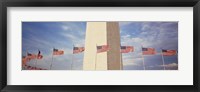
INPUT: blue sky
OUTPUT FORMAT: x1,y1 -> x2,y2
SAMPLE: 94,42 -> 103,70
119,22 -> 178,70
22,22 -> 178,70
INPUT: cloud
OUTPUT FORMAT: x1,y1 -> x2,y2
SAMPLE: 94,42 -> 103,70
145,63 -> 178,70
22,35 -> 56,57
123,58 -> 141,66
141,23 -> 151,31
144,62 -> 178,70
62,33 -> 77,40
23,22 -> 177,70
61,25 -> 70,31
59,22 -> 86,46
60,33 -> 85,46
159,63 -> 178,68
121,22 -> 178,48
22,22 -> 85,70
120,22 -> 178,70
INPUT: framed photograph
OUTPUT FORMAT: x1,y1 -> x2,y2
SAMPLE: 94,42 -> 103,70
0,0 -> 199,92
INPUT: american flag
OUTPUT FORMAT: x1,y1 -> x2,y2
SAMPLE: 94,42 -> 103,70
73,47 -> 85,54
120,46 -> 134,53
142,48 -> 156,55
27,53 -> 37,59
97,45 -> 109,53
162,49 -> 177,56
27,65 -> 31,69
24,65 -> 47,70
37,50 -> 43,59
53,48 -> 64,55
22,56 -> 27,66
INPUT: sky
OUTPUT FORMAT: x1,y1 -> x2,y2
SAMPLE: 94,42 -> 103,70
22,22 -> 178,70
119,22 -> 178,70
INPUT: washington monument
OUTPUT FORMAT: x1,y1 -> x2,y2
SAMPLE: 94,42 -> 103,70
83,22 -> 122,70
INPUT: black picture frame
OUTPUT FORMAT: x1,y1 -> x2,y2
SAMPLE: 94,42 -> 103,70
0,0 -> 200,92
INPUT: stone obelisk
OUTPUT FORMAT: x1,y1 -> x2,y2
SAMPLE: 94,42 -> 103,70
83,22 -> 122,70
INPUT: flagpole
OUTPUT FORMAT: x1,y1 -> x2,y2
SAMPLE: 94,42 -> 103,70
50,48 -> 54,70
142,54 -> 145,70
176,50 -> 178,60
120,52 -> 123,70
161,49 -> 166,70
119,45 -> 121,70
71,54 -> 74,70
95,44 -> 97,70
34,50 -> 39,70
71,45 -> 74,70
176,50 -> 178,69
141,46 -> 145,70
24,50 -> 28,70
26,48 -> 32,69
35,58 -> 38,70
119,44 -> 123,70
119,51 -> 122,70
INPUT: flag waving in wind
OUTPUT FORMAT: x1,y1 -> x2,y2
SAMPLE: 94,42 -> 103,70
162,49 -> 177,56
37,50 -> 43,59
73,47 -> 85,54
97,45 -> 109,53
22,56 -> 28,66
142,47 -> 156,55
120,46 -> 134,53
53,48 -> 64,55
27,53 -> 37,60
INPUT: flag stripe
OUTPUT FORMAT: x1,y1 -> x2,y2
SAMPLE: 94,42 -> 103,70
53,48 -> 64,55
142,47 -> 156,55
73,47 -> 85,54
97,45 -> 109,53
120,46 -> 134,53
162,49 -> 177,56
